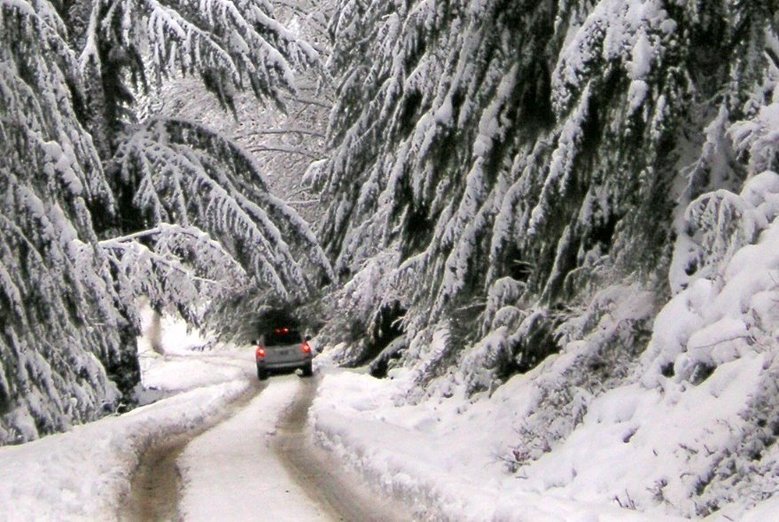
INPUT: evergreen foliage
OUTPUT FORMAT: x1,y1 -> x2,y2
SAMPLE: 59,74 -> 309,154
316,0 -> 779,385
0,0 -> 329,444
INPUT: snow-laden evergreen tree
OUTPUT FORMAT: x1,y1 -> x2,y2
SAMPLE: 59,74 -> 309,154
1,0 -> 127,444
310,1 -> 779,513
140,0 -> 336,233
315,0 -> 779,513
133,0 -> 336,341
1,0 -> 331,444
315,0 -> 778,380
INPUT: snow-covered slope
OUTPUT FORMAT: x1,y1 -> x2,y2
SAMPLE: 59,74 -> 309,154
306,2 -> 779,518
310,171 -> 779,519
311,367 -> 680,521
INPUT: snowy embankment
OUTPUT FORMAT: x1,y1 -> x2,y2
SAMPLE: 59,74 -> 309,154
310,367 -> 665,522
310,358 -> 775,522
0,379 -> 249,520
309,173 -> 779,521
0,318 -> 253,520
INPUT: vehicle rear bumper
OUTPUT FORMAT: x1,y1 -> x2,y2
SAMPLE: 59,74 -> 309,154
257,360 -> 311,370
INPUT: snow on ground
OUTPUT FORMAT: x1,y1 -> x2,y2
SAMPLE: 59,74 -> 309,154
136,310 -> 237,396
309,355 -> 778,521
310,364 -> 671,522
307,172 -> 779,522
0,314 -> 269,521
178,377 -> 328,521
6,247 -> 779,522
0,375 -> 249,520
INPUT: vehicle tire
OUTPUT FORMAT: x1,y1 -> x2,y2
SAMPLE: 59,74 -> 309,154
300,362 -> 313,377
257,365 -> 268,380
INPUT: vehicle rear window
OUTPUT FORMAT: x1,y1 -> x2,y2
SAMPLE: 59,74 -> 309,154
264,328 -> 302,346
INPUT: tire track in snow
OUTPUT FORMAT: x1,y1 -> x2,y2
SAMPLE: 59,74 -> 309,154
121,379 -> 264,521
274,377 -> 409,522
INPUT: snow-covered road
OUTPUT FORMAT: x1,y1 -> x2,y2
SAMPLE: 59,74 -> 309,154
0,340 -> 666,521
177,376 -> 330,521
8,319 -> 773,521
124,377 -> 266,520
0,342 -> 405,521
128,347 -> 407,521
273,379 -> 408,522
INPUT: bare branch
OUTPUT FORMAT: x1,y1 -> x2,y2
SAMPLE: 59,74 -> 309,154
247,145 -> 320,159
235,127 -> 326,139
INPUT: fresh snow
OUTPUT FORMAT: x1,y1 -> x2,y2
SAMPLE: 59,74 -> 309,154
310,357 -> 665,521
310,352 -> 777,521
4,300 -> 779,521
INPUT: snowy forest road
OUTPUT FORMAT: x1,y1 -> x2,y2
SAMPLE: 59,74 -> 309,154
122,377 -> 266,521
122,351 -> 408,521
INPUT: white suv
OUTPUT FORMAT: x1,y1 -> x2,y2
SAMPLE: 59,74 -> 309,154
254,327 -> 313,380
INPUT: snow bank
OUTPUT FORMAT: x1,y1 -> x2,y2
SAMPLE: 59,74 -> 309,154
0,380 -> 249,520
310,369 -> 666,521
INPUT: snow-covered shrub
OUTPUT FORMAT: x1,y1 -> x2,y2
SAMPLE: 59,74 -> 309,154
672,172 -> 779,293
481,277 -> 527,333
400,327 -> 460,403
731,103 -> 779,174
694,365 -> 779,515
643,171 -> 779,388
509,171 -> 779,517
500,285 -> 656,469
457,327 -> 513,397
384,284 -> 657,470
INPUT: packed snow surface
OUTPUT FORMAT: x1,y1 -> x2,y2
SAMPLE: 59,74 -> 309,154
179,378 -> 328,521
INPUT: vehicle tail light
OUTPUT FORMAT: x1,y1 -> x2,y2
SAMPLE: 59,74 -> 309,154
301,342 -> 312,354
255,347 -> 266,359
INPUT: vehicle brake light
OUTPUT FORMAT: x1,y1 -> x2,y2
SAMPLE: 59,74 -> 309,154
256,347 -> 266,359
301,342 -> 312,354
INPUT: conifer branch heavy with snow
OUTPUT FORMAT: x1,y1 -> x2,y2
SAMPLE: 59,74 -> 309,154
310,0 -> 779,515
1,0 -> 330,443
317,0 -> 779,381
